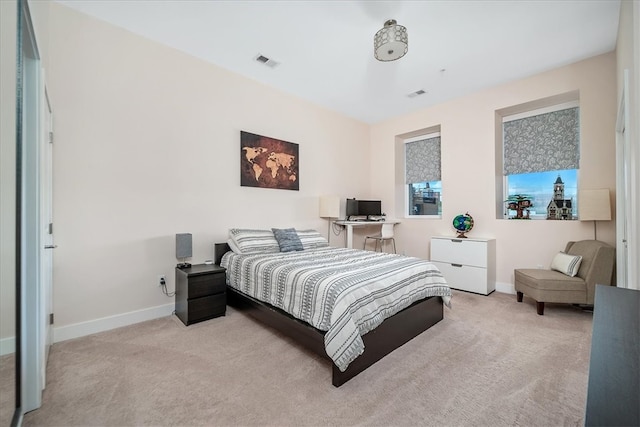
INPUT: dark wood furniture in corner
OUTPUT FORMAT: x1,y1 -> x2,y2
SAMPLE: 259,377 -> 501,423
214,243 -> 444,387
175,264 -> 226,326
585,285 -> 640,426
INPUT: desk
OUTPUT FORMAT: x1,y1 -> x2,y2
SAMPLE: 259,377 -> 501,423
334,220 -> 400,249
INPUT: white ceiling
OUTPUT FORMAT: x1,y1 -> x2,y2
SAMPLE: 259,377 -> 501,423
56,0 -> 621,124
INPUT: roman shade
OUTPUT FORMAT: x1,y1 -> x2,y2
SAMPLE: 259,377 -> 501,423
405,136 -> 441,184
503,107 -> 579,175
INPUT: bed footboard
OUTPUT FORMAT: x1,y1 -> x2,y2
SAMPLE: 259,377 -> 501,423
332,295 -> 442,386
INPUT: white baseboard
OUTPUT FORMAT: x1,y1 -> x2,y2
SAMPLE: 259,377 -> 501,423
496,281 -> 516,294
0,336 -> 15,356
8,283 -> 517,350
53,303 -> 174,343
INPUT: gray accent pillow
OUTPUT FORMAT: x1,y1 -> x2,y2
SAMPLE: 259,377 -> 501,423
272,228 -> 303,252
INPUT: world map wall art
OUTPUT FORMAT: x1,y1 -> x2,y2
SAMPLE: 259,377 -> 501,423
240,131 -> 299,191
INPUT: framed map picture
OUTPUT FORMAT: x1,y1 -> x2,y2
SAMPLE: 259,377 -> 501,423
240,131 -> 299,191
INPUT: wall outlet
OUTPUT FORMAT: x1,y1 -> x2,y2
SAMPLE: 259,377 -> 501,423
157,275 -> 166,286
537,264 -> 543,269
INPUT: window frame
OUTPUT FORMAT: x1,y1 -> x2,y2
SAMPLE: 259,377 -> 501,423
496,96 -> 582,221
404,131 -> 442,219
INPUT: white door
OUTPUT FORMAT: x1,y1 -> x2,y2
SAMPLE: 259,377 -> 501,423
20,5 -> 43,410
615,70 -> 630,288
40,82 -> 54,383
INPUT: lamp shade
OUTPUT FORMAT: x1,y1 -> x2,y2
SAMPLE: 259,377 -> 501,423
374,19 -> 408,62
319,196 -> 340,218
176,233 -> 192,259
579,189 -> 611,221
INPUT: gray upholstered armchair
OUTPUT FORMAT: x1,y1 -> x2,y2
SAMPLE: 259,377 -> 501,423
514,240 -> 615,315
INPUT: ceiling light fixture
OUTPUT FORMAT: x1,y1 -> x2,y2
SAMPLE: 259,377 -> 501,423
374,19 -> 408,62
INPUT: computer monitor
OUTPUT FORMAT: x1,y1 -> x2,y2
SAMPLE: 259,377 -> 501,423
346,198 -> 358,218
357,200 -> 382,217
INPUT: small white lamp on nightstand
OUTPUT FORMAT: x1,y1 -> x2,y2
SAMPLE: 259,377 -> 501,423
579,189 -> 611,241
319,195 -> 340,242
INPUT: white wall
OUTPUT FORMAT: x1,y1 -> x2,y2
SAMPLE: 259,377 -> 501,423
0,0 -> 17,354
370,53 -> 618,293
616,0 -> 640,290
45,3 -> 371,333
32,2 -> 632,340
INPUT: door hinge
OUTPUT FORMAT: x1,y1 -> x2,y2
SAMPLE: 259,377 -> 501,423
49,313 -> 54,325
48,222 -> 53,235
49,131 -> 54,144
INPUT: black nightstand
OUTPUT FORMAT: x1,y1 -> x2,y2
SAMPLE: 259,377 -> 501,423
175,264 -> 226,326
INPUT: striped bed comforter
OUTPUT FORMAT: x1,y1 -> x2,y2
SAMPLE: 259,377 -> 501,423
221,247 -> 451,372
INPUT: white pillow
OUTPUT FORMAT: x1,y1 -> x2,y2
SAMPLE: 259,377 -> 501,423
227,238 -> 242,255
228,229 -> 280,254
551,252 -> 583,277
296,229 -> 329,250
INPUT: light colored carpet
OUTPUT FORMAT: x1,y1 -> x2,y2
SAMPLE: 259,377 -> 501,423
0,353 -> 15,426
22,291 -> 593,426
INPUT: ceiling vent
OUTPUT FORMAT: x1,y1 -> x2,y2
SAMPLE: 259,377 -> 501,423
255,54 -> 279,68
407,89 -> 427,99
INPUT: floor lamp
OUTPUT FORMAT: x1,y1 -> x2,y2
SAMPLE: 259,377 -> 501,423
319,196 -> 340,243
579,189 -> 611,241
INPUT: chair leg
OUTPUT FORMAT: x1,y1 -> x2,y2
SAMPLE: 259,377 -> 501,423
536,302 -> 545,315
391,238 -> 396,254
517,291 -> 523,302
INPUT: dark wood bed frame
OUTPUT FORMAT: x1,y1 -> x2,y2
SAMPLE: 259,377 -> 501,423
214,243 -> 444,387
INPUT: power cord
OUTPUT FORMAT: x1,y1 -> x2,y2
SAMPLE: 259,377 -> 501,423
160,277 -> 175,297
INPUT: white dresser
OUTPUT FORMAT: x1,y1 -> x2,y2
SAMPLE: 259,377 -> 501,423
430,236 -> 496,295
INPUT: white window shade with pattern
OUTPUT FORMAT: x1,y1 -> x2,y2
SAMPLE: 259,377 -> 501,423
503,107 -> 579,175
405,136 -> 441,184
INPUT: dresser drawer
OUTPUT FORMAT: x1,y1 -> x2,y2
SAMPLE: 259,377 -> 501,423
431,238 -> 488,268
188,273 -> 226,299
187,293 -> 226,324
431,261 -> 493,295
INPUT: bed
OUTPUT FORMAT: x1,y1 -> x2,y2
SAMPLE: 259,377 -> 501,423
214,228 -> 451,387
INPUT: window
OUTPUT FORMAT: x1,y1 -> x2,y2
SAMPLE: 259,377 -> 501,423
405,132 -> 441,217
502,103 -> 579,220
506,170 -> 577,219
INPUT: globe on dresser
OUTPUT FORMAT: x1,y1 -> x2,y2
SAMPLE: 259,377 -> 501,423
452,212 -> 474,238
